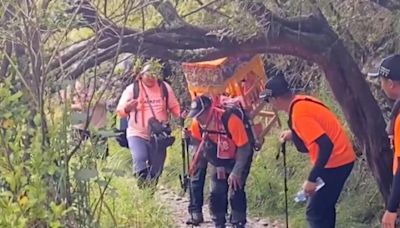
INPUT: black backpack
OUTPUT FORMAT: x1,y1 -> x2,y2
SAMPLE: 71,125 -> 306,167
115,79 -> 169,148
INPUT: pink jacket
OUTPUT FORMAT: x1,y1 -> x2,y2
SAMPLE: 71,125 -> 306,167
116,81 -> 181,140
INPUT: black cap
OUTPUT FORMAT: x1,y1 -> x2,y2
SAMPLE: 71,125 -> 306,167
259,70 -> 290,101
368,54 -> 400,80
187,95 -> 212,118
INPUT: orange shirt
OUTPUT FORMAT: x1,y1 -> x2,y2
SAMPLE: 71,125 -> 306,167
291,95 -> 356,168
393,114 -> 400,174
190,112 -> 248,148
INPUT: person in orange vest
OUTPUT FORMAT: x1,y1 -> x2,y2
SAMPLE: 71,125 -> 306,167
185,95 -> 253,228
369,54 -> 400,228
260,70 -> 356,228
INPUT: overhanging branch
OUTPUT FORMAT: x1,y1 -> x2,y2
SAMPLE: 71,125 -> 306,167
370,0 -> 400,11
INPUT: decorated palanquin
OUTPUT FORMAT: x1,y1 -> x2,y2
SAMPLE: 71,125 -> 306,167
182,54 -> 280,149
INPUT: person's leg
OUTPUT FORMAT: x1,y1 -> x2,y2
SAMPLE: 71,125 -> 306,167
306,162 -> 354,228
229,155 -> 253,227
187,155 -> 208,225
147,143 -> 167,183
209,165 -> 229,227
127,136 -> 150,188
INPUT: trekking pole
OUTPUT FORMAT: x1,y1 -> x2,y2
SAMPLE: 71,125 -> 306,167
276,141 -> 289,228
186,136 -> 195,228
179,117 -> 189,193
179,115 -> 195,227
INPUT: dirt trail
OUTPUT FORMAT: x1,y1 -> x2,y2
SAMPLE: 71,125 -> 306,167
156,186 -> 283,228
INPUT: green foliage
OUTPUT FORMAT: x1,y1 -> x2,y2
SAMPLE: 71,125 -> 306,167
0,73 -> 174,226
96,144 -> 173,227
0,78 -> 69,227
0,0 -> 397,227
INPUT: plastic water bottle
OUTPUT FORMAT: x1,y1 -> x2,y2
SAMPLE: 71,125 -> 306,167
294,177 -> 325,203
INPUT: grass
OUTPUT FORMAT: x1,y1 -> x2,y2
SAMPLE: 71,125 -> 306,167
51,105 -> 175,227
91,141 -> 174,228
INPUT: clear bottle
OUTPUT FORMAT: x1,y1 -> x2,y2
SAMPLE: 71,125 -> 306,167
294,177 -> 325,203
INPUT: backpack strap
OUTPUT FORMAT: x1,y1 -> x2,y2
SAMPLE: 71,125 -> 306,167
132,80 -> 139,123
158,79 -> 169,109
221,108 -> 244,139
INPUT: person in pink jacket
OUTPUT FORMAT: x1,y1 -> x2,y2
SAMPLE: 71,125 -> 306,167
116,62 -> 181,188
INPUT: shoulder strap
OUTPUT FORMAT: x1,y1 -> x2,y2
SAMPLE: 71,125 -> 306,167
158,79 -> 169,108
132,81 -> 139,123
221,110 -> 233,139
133,80 -> 139,99
221,108 -> 244,139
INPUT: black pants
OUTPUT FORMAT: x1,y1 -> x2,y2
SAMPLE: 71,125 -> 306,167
188,154 -> 208,214
209,156 -> 253,226
306,162 -> 354,228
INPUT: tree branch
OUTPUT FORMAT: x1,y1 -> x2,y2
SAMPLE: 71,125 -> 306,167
370,0 -> 400,11
243,0 -> 393,200
151,0 -> 188,29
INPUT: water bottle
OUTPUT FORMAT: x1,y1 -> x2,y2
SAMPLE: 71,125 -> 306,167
294,177 -> 325,203
294,190 -> 307,203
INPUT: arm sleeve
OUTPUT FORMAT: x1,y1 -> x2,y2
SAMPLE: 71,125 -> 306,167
227,115 -> 249,147
116,84 -> 133,118
308,134 -> 333,182
231,144 -> 252,176
388,157 -> 400,212
226,115 -> 251,176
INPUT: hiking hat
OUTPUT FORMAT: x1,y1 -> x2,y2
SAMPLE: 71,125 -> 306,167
368,54 -> 400,81
187,95 -> 212,118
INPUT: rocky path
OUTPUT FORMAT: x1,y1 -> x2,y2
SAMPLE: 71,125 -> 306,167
156,186 -> 283,228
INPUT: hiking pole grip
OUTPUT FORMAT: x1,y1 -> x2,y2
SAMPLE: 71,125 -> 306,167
281,141 -> 286,154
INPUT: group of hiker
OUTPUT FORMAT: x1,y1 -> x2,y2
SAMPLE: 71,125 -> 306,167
68,54 -> 400,228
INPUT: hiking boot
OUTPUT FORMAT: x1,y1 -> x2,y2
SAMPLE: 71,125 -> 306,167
186,212 -> 204,226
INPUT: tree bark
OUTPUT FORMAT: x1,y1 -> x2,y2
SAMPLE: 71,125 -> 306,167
370,0 -> 400,11
245,1 -> 393,201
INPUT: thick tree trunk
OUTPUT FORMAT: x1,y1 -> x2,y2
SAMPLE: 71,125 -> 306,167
245,2 -> 394,201
321,41 -> 393,200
